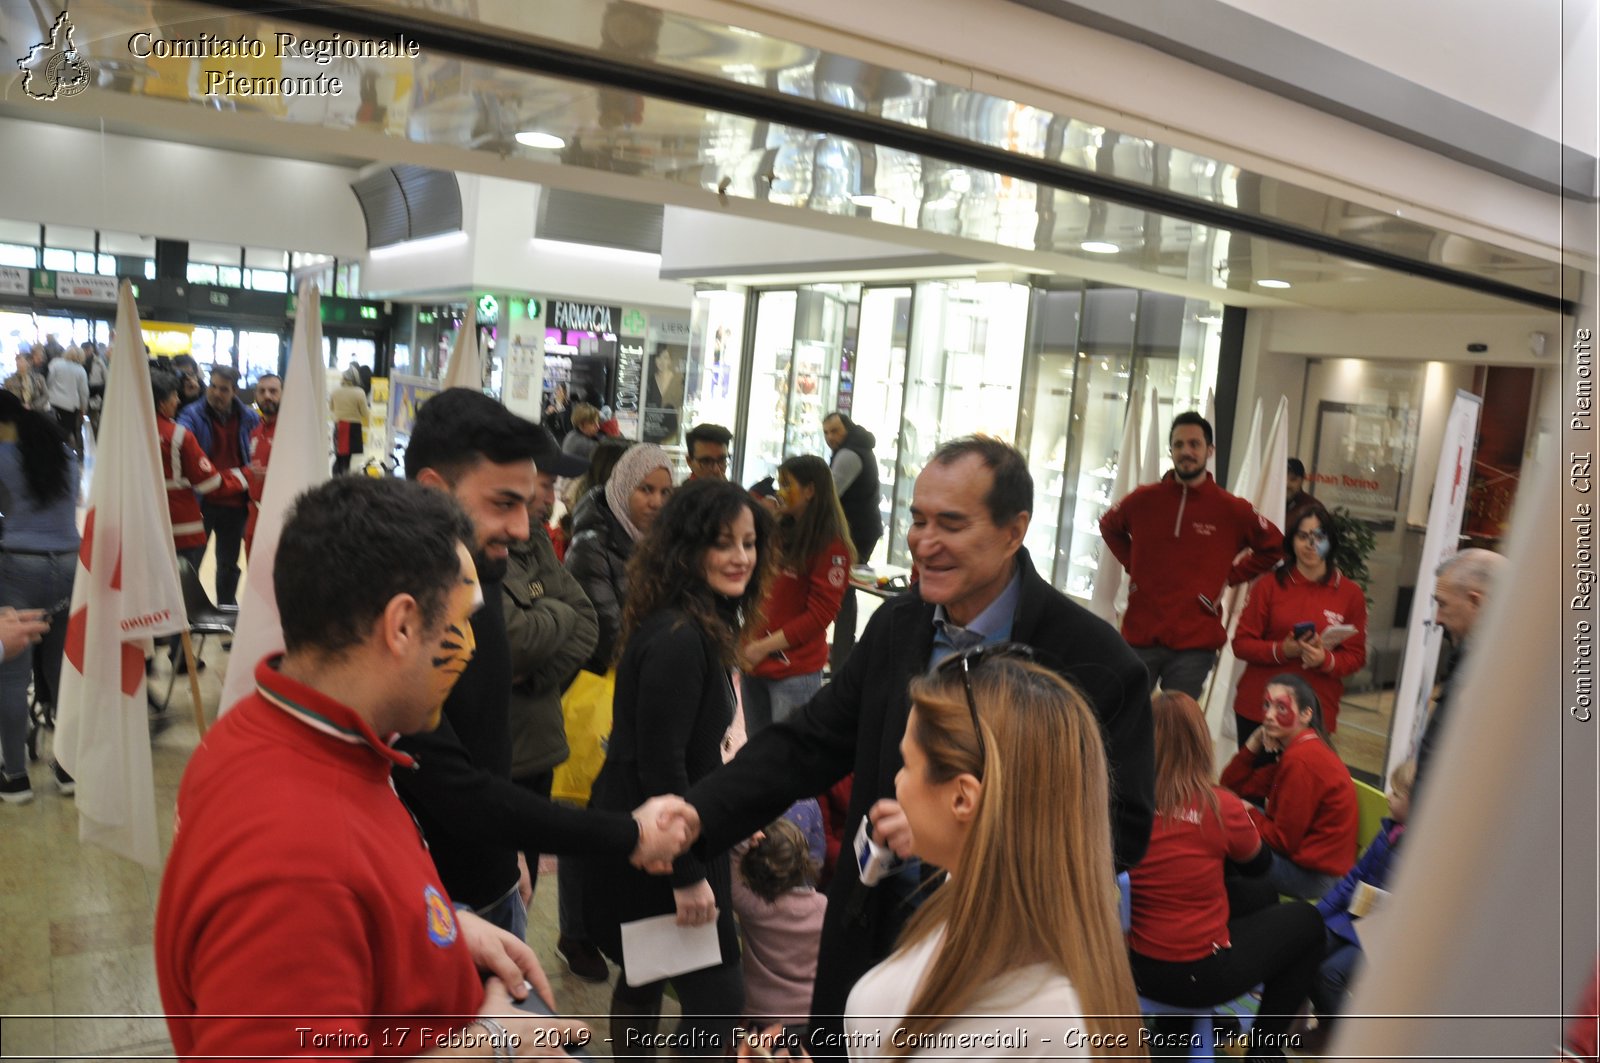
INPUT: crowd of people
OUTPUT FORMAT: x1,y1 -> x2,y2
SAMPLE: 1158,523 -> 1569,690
0,349 -> 1533,1061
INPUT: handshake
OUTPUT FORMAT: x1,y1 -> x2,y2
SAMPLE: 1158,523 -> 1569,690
627,795 -> 704,874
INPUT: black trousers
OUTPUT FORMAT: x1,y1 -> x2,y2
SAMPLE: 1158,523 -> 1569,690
1129,877 -> 1325,1058
828,530 -> 880,674
613,914 -> 744,1055
201,501 -> 248,607
52,407 -> 82,459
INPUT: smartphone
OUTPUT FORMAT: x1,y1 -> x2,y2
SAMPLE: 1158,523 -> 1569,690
1292,621 -> 1316,640
854,817 -> 904,887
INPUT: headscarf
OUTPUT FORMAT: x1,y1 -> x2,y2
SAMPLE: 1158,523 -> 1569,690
342,366 -> 362,386
605,442 -> 671,542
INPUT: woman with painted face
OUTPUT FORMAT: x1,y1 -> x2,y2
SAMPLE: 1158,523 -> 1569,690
1220,674 -> 1359,900
1128,691 -> 1326,1061
739,454 -> 855,734
564,442 -> 673,674
1230,502 -> 1368,747
584,479 -> 774,1056
842,646 -> 1144,1059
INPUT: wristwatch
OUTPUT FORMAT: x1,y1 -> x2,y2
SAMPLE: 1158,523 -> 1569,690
470,1017 -> 514,1060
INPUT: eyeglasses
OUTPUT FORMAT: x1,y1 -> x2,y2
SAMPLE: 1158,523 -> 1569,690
693,455 -> 730,470
935,642 -> 1037,770
1293,531 -> 1328,544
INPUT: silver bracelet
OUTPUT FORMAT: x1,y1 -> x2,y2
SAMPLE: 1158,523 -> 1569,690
469,1017 -> 514,1061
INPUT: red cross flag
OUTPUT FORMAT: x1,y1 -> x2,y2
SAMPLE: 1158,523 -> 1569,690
54,281 -> 188,868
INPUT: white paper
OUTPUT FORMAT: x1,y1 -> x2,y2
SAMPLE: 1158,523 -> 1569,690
619,914 -> 721,987
1320,623 -> 1359,649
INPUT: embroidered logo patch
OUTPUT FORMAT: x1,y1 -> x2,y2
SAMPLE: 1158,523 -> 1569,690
829,567 -> 847,587
424,885 -> 458,947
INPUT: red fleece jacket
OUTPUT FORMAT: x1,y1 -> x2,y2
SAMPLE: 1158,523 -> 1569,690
1221,729 -> 1358,877
750,536 -> 850,679
1100,470 -> 1283,651
1232,568 -> 1368,732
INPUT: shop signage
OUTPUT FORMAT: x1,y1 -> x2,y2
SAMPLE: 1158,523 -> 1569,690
0,267 -> 27,296
616,339 -> 644,416
551,301 -> 618,334
1309,400 -> 1412,527
621,308 -> 647,336
55,271 -> 117,303
30,270 -> 54,297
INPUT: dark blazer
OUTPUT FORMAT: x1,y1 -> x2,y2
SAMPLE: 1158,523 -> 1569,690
685,548 -> 1154,1042
586,606 -> 741,964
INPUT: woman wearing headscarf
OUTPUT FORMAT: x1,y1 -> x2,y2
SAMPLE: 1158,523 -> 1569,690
563,442 -> 673,676
329,366 -> 370,475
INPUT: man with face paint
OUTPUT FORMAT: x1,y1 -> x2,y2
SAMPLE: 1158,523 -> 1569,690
396,388 -> 694,938
243,373 -> 280,557
1413,547 -> 1506,799
156,477 -> 586,1059
1100,411 -> 1283,698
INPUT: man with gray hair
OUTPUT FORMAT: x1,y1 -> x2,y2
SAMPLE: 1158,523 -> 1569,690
1415,547 -> 1507,794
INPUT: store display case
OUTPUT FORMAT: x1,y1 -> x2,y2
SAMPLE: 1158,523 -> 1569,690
850,286 -> 913,567
1017,288 -> 1084,584
742,287 -> 848,488
745,290 -> 797,486
685,288 -> 747,461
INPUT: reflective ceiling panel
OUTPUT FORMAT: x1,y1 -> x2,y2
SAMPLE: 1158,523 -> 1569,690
0,0 -> 1579,313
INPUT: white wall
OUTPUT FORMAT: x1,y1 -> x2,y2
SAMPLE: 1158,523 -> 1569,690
660,206 -> 964,277
1214,0 -> 1595,154
1262,308 -> 1571,367
0,117 -> 365,256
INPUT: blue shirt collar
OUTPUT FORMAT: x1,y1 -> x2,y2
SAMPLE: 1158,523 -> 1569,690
930,562 -> 1023,667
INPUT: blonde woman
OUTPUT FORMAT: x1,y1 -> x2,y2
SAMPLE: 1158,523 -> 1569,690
330,366 -> 369,475
843,646 -> 1144,1059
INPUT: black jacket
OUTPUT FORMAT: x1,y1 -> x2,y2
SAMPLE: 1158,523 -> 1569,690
585,605 -> 741,964
393,563 -> 637,911
831,424 -> 882,554
504,526 -> 600,779
564,486 -> 634,673
685,549 -> 1154,1040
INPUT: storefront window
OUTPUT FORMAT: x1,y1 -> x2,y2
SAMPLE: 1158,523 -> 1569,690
1018,288 -> 1084,583
849,286 -> 912,568
744,290 -> 797,486
0,244 -> 37,268
685,289 -> 746,465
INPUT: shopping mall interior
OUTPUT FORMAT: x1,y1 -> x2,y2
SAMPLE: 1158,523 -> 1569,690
0,0 -> 1595,1058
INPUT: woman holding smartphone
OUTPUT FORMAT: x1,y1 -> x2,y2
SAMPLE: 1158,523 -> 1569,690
1231,501 -> 1367,747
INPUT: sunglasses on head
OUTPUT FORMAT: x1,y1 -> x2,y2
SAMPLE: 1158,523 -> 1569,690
934,642 -> 1038,768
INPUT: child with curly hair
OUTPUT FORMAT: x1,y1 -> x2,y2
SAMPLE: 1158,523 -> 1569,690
732,817 -> 828,1029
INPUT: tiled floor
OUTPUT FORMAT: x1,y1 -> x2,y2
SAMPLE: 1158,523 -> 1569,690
0,634 -> 653,1062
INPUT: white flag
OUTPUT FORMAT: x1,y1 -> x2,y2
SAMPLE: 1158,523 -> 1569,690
219,285 -> 330,714
441,322 -> 483,391
54,281 -> 187,868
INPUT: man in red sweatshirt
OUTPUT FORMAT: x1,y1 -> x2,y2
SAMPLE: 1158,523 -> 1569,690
1100,411 -> 1283,697
243,372 -> 279,557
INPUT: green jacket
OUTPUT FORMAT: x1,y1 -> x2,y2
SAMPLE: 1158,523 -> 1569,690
503,526 -> 600,779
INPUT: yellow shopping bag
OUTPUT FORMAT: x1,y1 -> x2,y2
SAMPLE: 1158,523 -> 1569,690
552,668 -> 616,805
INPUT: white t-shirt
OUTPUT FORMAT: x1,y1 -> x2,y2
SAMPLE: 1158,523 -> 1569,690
843,924 -> 1097,1060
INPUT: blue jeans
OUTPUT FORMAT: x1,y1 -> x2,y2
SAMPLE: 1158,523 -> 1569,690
1132,645 -> 1217,699
200,501 -> 247,606
743,671 -> 824,734
0,551 -> 75,778
1264,848 -> 1339,901
460,885 -> 528,942
1310,933 -> 1363,1017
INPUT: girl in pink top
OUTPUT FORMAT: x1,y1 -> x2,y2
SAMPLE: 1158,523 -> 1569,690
731,818 -> 828,1028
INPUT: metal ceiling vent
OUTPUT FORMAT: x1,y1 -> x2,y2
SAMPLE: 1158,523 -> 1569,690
351,165 -> 464,249
538,188 -> 663,255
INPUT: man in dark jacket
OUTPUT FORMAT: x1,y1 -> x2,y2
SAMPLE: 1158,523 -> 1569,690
397,389 -> 689,937
177,366 -> 260,606
680,436 -> 1154,1057
823,412 -> 883,671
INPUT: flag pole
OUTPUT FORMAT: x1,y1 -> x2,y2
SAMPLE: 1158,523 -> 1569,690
179,631 -> 207,736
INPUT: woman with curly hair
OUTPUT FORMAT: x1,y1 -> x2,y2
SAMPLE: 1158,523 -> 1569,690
0,388 -> 80,802
843,646 -> 1144,1058
585,479 -> 774,1055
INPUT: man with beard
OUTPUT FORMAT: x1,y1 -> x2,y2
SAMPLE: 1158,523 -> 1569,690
398,389 -> 690,936
1100,411 -> 1282,698
178,366 -> 260,606
244,373 -> 280,557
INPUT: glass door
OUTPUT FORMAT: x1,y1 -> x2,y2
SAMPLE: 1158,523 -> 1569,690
852,286 -> 912,567
1059,289 -> 1137,601
1018,288 -> 1084,583
745,290 -> 797,487
238,329 -> 286,382
784,287 -> 846,464
888,284 -> 948,567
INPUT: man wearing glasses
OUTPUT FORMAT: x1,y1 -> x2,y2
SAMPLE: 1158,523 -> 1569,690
684,422 -> 732,481
678,435 -> 1154,1058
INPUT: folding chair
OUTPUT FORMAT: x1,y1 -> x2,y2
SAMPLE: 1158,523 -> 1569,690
152,559 -> 237,715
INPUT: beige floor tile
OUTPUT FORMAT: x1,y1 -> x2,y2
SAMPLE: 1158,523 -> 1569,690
51,943 -> 167,1055
50,907 -> 156,959
0,909 -> 55,998
0,991 -> 58,1058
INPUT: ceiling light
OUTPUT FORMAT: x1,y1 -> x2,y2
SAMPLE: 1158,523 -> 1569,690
1080,241 -> 1119,254
514,131 -> 566,150
1256,279 -> 1292,289
850,194 -> 894,209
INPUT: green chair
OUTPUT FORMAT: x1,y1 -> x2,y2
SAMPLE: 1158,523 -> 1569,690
1353,779 -> 1388,856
